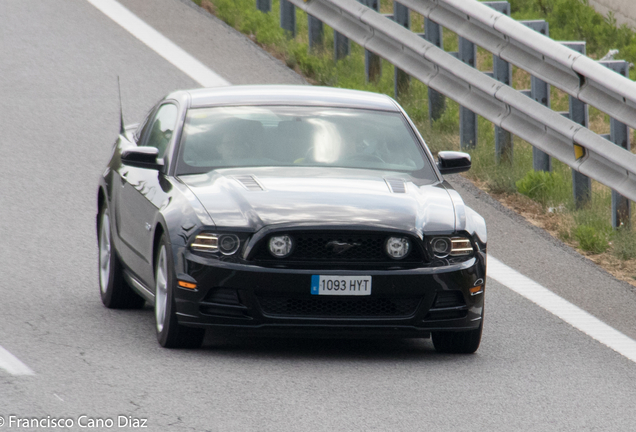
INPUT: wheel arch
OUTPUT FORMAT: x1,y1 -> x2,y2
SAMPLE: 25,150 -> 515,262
96,186 -> 107,235
152,222 -> 166,268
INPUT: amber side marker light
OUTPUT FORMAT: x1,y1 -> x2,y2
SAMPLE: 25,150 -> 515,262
469,285 -> 484,295
178,280 -> 197,290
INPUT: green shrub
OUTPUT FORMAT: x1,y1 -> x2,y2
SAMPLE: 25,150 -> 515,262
573,200 -> 613,230
575,224 -> 610,253
515,170 -> 567,206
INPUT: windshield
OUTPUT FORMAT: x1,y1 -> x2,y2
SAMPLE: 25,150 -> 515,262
176,105 -> 436,179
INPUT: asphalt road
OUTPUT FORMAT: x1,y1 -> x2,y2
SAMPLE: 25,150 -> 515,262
1,1 -> 636,431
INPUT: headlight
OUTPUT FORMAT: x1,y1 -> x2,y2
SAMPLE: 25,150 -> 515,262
450,237 -> 472,256
191,233 -> 241,255
191,233 -> 219,253
431,237 -> 451,258
430,236 -> 473,258
268,235 -> 293,258
385,237 -> 411,260
218,234 -> 240,255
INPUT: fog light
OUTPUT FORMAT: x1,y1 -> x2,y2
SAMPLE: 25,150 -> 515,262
218,234 -> 240,255
268,235 -> 293,258
431,237 -> 451,258
385,237 -> 411,260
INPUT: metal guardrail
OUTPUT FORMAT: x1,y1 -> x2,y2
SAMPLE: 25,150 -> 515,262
399,0 -> 636,131
283,0 -> 636,205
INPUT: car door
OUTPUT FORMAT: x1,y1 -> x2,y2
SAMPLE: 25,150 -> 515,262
115,102 -> 179,285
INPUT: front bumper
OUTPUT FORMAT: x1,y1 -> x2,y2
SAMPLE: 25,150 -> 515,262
175,252 -> 486,338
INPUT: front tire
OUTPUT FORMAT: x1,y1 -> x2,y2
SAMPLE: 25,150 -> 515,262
154,235 -> 205,348
98,204 -> 145,309
432,321 -> 483,354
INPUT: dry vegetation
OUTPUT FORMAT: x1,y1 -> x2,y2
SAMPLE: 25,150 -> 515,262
492,190 -> 636,287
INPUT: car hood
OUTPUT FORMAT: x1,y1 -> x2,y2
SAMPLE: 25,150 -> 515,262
179,167 -> 458,237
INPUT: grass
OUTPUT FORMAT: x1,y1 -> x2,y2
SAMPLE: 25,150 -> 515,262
193,0 -> 636,283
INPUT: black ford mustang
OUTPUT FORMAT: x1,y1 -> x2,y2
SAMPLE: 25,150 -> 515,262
97,85 -> 487,352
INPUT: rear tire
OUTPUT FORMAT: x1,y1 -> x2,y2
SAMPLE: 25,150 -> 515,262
432,321 -> 483,354
98,204 -> 145,309
154,235 -> 205,349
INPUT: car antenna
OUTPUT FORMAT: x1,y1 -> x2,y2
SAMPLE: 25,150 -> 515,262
117,76 -> 125,136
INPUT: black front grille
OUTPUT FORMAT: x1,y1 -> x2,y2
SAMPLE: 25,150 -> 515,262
258,296 -> 421,318
253,232 -> 423,263
296,234 -> 385,261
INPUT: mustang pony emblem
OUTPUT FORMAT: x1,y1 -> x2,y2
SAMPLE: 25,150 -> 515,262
326,240 -> 361,254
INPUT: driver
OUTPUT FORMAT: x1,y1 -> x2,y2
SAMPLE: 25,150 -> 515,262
216,129 -> 250,161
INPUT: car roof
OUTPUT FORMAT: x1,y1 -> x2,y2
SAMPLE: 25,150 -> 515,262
175,85 -> 400,112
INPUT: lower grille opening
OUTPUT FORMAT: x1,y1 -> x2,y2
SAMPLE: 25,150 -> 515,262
432,291 -> 465,308
200,288 -> 250,319
258,296 -> 421,318
424,290 -> 468,321
203,288 -> 241,305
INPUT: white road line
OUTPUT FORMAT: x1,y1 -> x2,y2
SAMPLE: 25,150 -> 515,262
89,0 -> 636,365
489,256 -> 636,363
0,345 -> 34,376
86,0 -> 231,88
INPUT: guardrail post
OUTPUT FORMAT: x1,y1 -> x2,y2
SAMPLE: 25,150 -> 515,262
485,2 -> 513,163
393,2 -> 410,99
562,42 -> 591,208
280,0 -> 295,37
599,60 -> 632,229
256,0 -> 271,13
522,20 -> 552,172
328,0 -> 352,62
425,18 -> 445,123
334,32 -> 350,60
570,95 -> 591,208
308,15 -> 323,51
358,0 -> 381,82
458,36 -> 478,150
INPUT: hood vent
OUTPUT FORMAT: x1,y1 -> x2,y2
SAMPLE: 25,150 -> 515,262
233,175 -> 265,191
385,178 -> 406,194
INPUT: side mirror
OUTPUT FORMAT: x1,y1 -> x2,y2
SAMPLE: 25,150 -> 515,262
121,147 -> 163,170
437,151 -> 471,175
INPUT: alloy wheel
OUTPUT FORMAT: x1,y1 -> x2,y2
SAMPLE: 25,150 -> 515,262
99,212 -> 111,294
155,246 -> 168,333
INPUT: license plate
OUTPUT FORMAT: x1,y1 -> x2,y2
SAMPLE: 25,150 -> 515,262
311,275 -> 372,296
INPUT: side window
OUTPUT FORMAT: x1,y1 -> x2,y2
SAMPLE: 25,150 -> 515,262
141,104 -> 178,159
